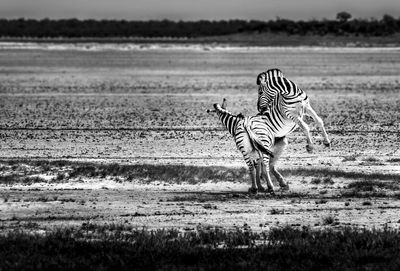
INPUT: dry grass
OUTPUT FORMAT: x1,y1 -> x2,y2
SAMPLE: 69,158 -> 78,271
348,180 -> 398,191
1,160 -> 398,185
387,158 -> 400,163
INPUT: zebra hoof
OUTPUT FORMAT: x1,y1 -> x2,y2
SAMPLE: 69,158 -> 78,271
306,144 -> 314,153
280,184 -> 289,191
267,188 -> 275,195
248,187 -> 258,194
257,187 -> 267,193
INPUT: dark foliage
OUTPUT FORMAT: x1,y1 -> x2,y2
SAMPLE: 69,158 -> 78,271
68,162 -> 249,184
1,226 -> 400,270
347,180 -> 398,191
0,174 -> 47,185
0,13 -> 400,38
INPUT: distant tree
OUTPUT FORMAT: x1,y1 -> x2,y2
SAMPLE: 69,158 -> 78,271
382,14 -> 395,23
336,11 -> 352,22
0,15 -> 399,38
381,14 -> 397,34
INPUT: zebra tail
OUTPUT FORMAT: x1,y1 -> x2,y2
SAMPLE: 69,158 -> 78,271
243,121 -> 274,158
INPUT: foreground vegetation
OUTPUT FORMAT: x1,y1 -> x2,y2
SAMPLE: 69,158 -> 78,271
1,225 -> 400,270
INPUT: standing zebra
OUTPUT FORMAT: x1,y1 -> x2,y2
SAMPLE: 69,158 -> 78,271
207,98 -> 289,193
256,69 -> 331,153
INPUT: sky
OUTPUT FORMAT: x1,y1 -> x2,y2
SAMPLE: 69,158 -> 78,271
1,0 -> 399,21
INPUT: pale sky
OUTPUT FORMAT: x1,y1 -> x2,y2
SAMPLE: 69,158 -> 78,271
1,0 -> 399,20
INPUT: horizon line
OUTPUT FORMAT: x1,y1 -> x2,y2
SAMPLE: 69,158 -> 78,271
1,14 -> 398,22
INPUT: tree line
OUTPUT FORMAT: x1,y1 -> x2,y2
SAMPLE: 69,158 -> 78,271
0,12 -> 399,38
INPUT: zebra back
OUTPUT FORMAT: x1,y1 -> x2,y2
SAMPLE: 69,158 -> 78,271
212,102 -> 276,158
243,117 -> 275,157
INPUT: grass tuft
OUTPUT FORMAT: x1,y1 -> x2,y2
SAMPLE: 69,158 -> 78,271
341,190 -> 389,198
270,208 -> 285,215
348,180 -> 398,192
282,167 -> 397,182
322,216 -> 335,225
363,157 -> 381,162
1,160 -> 249,184
310,176 -> 335,185
342,154 -> 358,162
0,175 -> 47,185
387,158 -> 400,163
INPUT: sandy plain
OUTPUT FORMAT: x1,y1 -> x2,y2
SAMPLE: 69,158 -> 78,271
0,44 -> 399,233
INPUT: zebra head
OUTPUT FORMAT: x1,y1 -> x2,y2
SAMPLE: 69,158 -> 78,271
256,69 -> 283,113
256,72 -> 266,85
257,84 -> 275,114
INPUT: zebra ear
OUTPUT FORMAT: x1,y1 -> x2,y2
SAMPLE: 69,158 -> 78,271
221,98 -> 227,109
256,73 -> 265,85
256,74 -> 261,85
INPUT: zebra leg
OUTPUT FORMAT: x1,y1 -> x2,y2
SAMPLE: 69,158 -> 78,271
270,137 -> 289,190
305,104 -> 331,147
239,136 -> 259,193
255,158 -> 266,192
260,155 -> 275,194
294,116 -> 314,153
246,160 -> 258,194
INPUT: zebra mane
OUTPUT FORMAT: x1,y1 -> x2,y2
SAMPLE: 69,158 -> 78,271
258,83 -> 277,97
214,103 -> 234,115
257,68 -> 284,85
213,104 -> 245,119
213,103 -> 244,136
265,69 -> 284,79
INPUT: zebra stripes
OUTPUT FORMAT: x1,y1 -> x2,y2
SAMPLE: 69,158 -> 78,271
256,69 -> 331,152
208,99 -> 289,193
257,69 -> 307,113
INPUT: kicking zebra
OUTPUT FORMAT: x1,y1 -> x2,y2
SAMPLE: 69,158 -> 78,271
207,98 -> 289,193
256,68 -> 331,153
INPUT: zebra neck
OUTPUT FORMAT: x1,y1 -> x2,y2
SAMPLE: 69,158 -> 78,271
280,91 -> 303,103
267,95 -> 288,117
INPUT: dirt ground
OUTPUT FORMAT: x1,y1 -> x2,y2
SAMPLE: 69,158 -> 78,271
0,44 -> 399,233
1,174 -> 400,232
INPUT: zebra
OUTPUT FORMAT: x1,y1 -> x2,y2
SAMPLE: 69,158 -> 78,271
256,68 -> 331,153
207,98 -> 289,193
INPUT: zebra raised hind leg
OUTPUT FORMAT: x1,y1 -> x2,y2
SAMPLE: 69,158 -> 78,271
207,98 -> 289,193
256,69 -> 331,153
